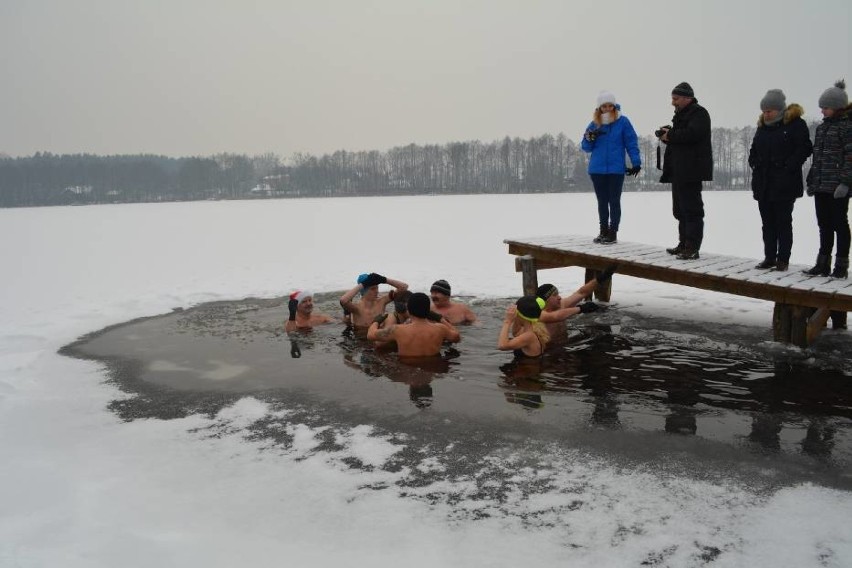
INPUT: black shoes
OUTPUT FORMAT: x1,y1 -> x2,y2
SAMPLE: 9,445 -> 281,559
600,229 -> 617,245
667,241 -> 698,260
774,261 -> 789,272
676,247 -> 700,260
595,227 -> 617,245
803,254 -> 831,277
755,259 -> 776,269
831,257 -> 849,279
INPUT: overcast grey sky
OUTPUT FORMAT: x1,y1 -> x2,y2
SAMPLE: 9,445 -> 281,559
2,0 -> 849,160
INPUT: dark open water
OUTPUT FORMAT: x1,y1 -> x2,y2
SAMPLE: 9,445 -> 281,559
61,292 -> 852,491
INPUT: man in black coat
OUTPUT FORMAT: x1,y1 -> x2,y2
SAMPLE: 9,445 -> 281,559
658,82 -> 713,260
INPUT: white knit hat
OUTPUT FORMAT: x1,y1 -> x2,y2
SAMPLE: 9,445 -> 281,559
596,90 -> 617,107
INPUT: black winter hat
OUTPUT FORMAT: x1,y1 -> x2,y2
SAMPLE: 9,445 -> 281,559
672,82 -> 694,97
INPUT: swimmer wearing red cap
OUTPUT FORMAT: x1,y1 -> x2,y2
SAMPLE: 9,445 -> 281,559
285,290 -> 335,332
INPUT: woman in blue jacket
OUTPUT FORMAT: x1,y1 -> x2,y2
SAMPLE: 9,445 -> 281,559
581,91 -> 642,244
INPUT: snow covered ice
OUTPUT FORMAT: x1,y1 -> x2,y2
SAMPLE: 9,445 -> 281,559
2,192 -> 852,567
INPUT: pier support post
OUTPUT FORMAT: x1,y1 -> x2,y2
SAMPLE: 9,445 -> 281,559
774,303 -> 823,347
519,255 -> 538,297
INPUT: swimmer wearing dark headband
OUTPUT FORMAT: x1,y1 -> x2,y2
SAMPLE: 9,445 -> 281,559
497,296 -> 550,358
536,265 -> 616,339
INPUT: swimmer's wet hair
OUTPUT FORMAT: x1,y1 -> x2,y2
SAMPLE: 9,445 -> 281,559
393,290 -> 412,312
408,292 -> 431,318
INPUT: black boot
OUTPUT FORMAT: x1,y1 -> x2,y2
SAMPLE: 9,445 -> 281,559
666,242 -> 684,255
676,243 -> 700,260
601,228 -> 617,244
593,225 -> 607,244
831,256 -> 849,279
803,254 -> 831,276
755,258 -> 776,269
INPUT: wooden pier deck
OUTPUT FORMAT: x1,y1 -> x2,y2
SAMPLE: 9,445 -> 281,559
505,234 -> 852,347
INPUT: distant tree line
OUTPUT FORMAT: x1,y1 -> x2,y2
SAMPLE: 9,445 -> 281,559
0,124 -> 818,208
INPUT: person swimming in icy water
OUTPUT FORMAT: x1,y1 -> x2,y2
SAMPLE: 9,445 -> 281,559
535,265 -> 616,341
497,296 -> 550,358
339,272 -> 409,328
367,292 -> 460,356
429,279 -> 477,324
285,290 -> 335,332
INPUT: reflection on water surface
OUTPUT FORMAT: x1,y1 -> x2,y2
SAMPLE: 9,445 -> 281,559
61,293 -> 852,487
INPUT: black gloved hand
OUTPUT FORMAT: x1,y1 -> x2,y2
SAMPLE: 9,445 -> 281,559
596,265 -> 618,284
426,311 -> 444,322
373,313 -> 388,325
578,302 -> 600,314
626,166 -> 641,177
288,298 -> 298,321
362,272 -> 387,288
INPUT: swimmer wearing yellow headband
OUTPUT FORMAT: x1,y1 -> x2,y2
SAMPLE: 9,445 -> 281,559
497,296 -> 550,358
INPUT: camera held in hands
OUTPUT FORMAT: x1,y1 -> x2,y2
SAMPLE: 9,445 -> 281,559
586,127 -> 605,141
654,126 -> 671,138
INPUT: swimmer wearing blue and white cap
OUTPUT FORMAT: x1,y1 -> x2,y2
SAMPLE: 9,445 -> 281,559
339,272 -> 409,328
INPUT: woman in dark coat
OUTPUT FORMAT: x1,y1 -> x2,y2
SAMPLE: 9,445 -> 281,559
804,80 -> 852,279
748,89 -> 813,271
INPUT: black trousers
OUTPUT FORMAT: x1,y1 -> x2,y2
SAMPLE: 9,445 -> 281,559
671,181 -> 704,249
758,198 -> 795,262
814,193 -> 851,258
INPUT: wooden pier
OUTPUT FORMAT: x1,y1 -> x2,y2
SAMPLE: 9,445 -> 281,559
505,234 -> 852,348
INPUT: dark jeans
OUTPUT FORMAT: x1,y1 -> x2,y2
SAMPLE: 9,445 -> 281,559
671,181 -> 704,249
814,193 -> 851,258
757,198 -> 795,262
590,174 -> 625,231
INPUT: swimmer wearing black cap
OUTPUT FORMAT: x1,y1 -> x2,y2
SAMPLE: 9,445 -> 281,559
284,290 -> 335,332
497,296 -> 550,358
367,292 -> 461,357
535,265 -> 616,340
339,272 -> 409,328
429,279 -> 477,324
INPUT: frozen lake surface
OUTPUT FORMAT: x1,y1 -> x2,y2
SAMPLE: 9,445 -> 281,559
3,192 -> 852,567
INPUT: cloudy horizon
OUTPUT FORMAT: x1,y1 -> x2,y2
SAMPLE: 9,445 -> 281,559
2,0 -> 850,159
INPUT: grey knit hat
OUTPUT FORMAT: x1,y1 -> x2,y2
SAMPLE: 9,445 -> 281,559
760,89 -> 787,111
818,80 -> 848,110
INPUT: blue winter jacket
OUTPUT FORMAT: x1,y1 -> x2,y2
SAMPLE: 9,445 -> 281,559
581,111 -> 642,175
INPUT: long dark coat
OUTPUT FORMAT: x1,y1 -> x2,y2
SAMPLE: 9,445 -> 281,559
748,104 -> 813,201
659,99 -> 713,183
